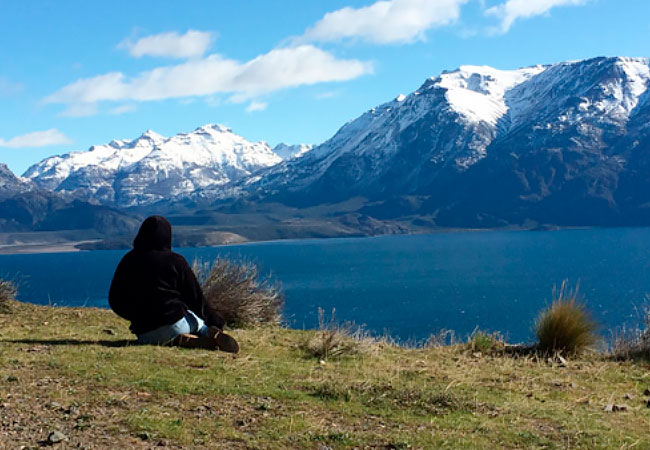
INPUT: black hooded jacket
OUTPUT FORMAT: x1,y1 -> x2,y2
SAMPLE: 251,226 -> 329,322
108,215 -> 224,335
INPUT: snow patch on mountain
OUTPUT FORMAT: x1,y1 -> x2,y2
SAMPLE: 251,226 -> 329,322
272,143 -> 313,160
435,65 -> 546,126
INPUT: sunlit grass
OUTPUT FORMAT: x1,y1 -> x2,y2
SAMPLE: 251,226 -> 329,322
0,300 -> 648,448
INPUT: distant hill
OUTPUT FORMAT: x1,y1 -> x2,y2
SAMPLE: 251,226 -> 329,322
0,163 -> 138,234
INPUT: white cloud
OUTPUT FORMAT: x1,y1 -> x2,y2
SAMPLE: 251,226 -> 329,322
246,101 -> 268,112
301,0 -> 468,44
0,129 -> 72,148
45,45 -> 372,114
120,30 -> 215,59
486,0 -> 591,33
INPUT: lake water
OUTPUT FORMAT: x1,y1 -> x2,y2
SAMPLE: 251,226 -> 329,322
1,228 -> 650,343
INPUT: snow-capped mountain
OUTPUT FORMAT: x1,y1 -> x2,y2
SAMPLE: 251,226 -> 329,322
241,56 -> 650,226
0,163 -> 33,196
240,62 -> 552,201
272,143 -> 314,160
19,56 -> 650,229
24,124 -> 311,207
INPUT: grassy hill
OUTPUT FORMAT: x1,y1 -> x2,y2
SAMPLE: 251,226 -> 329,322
0,300 -> 649,449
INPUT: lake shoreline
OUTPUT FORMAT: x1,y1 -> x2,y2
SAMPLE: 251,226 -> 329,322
0,240 -> 103,255
0,224 -> 585,255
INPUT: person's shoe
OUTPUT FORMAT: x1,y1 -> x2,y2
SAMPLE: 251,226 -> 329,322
172,333 -> 217,350
208,326 -> 239,353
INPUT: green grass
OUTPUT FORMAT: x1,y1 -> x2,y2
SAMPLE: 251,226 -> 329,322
1,300 -> 649,449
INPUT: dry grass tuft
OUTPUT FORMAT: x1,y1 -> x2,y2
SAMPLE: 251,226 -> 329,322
194,257 -> 284,328
610,302 -> 650,361
0,279 -> 16,313
423,329 -> 457,348
304,308 -> 377,360
535,281 -> 598,355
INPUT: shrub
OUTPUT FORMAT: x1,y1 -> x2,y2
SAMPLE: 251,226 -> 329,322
610,302 -> 650,361
0,279 -> 16,313
535,281 -> 598,355
195,257 -> 284,328
468,329 -> 504,354
304,308 -> 376,360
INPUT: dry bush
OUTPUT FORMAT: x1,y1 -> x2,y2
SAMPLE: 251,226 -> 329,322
535,281 -> 598,355
304,308 -> 377,360
0,279 -> 16,313
195,257 -> 284,328
610,302 -> 650,361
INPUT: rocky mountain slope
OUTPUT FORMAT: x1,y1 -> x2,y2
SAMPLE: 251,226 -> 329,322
16,56 -> 650,234
242,56 -> 650,227
0,164 -> 137,234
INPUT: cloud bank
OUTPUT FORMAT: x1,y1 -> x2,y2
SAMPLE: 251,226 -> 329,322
0,129 -> 72,148
302,0 -> 468,44
45,45 -> 372,115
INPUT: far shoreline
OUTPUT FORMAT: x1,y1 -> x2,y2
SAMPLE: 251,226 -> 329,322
0,225 -> 601,256
0,240 -> 103,255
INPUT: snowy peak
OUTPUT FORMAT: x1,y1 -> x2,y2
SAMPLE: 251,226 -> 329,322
22,124 -> 307,207
430,65 -> 546,125
193,123 -> 232,134
105,129 -> 166,151
436,65 -> 545,95
272,143 -> 313,160
139,129 -> 166,142
401,57 -> 650,128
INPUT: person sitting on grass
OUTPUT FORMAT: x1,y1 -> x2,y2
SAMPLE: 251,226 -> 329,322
108,215 -> 239,353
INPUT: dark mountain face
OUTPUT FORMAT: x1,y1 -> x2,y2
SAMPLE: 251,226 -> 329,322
242,57 -> 650,228
0,164 -> 139,234
429,59 -> 650,227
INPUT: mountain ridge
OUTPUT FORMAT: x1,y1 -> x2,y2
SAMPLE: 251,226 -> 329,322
230,56 -> 650,228
7,56 -> 650,244
22,124 -> 313,208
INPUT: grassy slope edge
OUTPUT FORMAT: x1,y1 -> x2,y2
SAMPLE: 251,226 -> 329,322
1,301 -> 649,449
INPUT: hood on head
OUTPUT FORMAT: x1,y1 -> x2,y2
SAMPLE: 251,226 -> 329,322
133,215 -> 172,251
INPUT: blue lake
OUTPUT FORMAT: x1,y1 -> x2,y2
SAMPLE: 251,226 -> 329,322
1,228 -> 650,343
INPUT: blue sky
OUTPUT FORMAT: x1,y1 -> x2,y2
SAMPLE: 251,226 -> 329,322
1,0 -> 649,175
